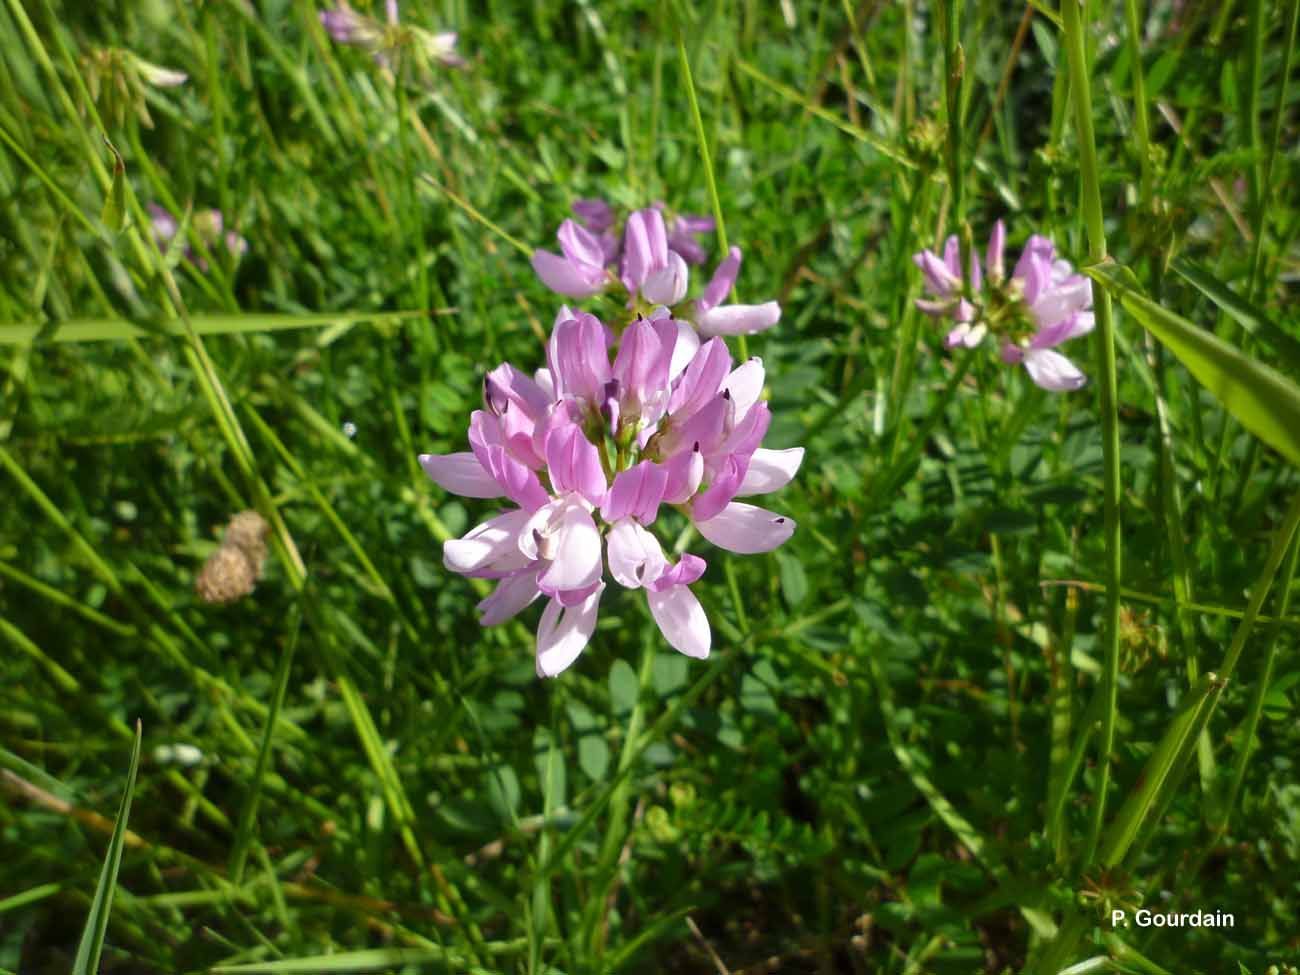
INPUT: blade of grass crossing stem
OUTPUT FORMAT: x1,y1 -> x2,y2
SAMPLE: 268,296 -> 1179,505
1061,0 -> 1123,870
229,606 -> 303,884
1171,258 -> 1300,372
72,721 -> 142,975
1087,260 -> 1300,468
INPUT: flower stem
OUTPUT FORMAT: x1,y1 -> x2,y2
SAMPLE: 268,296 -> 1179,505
1061,0 -> 1123,872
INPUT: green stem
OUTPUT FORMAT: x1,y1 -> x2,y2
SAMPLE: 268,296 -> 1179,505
1061,0 -> 1123,870
1122,0 -> 1153,204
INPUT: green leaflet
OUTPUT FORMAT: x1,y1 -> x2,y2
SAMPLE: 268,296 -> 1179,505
1085,259 -> 1300,468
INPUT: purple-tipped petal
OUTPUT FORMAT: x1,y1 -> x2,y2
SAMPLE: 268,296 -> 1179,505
648,552 -> 707,591
691,454 -> 747,522
914,248 -> 960,297
536,584 -> 604,677
603,460 -> 668,525
572,198 -> 614,232
667,338 -> 731,418
1022,348 -> 1087,391
737,447 -> 803,496
1013,235 -> 1055,304
558,219 -> 607,269
697,302 -> 782,337
700,246 -> 742,312
986,220 -> 1006,282
532,250 -> 607,297
647,584 -> 711,659
419,452 -> 504,498
722,357 -> 765,418
545,424 -> 606,505
695,502 -> 795,554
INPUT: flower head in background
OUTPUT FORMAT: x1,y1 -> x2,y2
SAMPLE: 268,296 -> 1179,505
419,312 -> 801,677
533,205 -> 781,338
82,47 -> 187,129
914,221 -> 1094,392
149,203 -> 247,269
320,1 -> 463,71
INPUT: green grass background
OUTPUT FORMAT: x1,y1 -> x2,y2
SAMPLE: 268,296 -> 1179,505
3,0 -> 1300,971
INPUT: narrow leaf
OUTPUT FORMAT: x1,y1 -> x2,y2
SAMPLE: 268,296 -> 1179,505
72,721 -> 143,975
1172,257 -> 1300,374
101,137 -> 127,234
1086,259 -> 1300,467
211,948 -> 458,973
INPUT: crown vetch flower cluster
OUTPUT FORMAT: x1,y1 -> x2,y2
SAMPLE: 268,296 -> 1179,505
421,205 -> 801,677
913,221 -> 1095,392
532,202 -> 782,338
321,0 -> 463,69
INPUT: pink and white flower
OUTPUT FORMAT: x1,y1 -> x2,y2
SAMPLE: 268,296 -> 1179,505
913,221 -> 1094,392
419,313 -> 801,677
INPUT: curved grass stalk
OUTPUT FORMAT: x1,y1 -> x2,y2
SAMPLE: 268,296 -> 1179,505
1060,0 -> 1123,871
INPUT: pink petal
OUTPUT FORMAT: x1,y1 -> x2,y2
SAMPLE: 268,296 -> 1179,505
532,250 -> 606,297
647,585 -> 710,659
695,501 -> 795,554
737,447 -> 803,496
647,552 -> 707,591
700,246 -> 741,312
477,568 -> 541,625
536,584 -> 604,677
557,219 -> 606,268
986,220 -> 1006,281
1030,275 -> 1093,331
602,460 -> 668,525
914,248 -> 959,297
545,424 -> 606,506
691,454 -> 747,522
419,451 -> 503,498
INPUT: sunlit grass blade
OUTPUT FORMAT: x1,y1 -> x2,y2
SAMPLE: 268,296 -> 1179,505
211,947 -> 463,973
1171,257 -> 1300,372
0,310 -> 440,345
72,720 -> 142,975
1086,259 -> 1300,468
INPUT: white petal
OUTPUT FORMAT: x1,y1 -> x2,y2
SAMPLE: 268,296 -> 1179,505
736,447 -> 804,496
1023,348 -> 1087,392
606,519 -> 667,589
695,502 -> 795,554
419,452 -> 503,498
697,301 -> 781,337
537,501 -> 603,592
723,357 -> 765,419
642,251 -> 690,305
647,586 -> 710,659
536,585 -> 604,677
444,509 -> 532,574
669,321 -> 701,381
